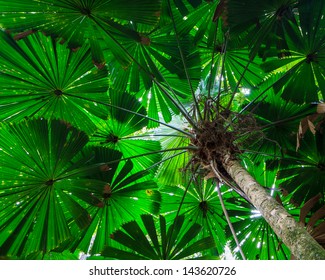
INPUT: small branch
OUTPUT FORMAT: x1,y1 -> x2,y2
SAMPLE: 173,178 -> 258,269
210,160 -> 246,260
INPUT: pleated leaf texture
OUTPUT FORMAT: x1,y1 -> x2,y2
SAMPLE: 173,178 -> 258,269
0,119 -> 160,257
0,31 -> 109,134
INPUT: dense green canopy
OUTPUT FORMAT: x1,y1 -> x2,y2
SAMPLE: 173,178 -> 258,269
0,0 -> 324,260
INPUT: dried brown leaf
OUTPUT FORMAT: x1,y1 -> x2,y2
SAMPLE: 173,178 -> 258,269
275,194 -> 283,206
307,205 -> 325,228
213,0 -> 227,22
204,171 -> 216,180
307,119 -> 316,134
14,29 -> 36,40
297,114 -> 321,151
300,193 -> 322,224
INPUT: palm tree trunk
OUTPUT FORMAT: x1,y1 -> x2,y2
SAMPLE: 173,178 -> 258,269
222,154 -> 325,260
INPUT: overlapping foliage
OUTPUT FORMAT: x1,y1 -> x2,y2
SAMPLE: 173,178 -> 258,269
0,0 -> 324,260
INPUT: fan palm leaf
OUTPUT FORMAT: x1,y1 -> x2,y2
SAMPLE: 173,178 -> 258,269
101,214 -> 216,259
156,130 -> 190,186
276,127 -> 325,205
0,119 -> 108,257
260,0 -> 325,103
90,91 -> 162,174
0,31 -> 109,134
243,89 -> 318,162
0,0 -> 162,66
225,0 -> 298,59
159,178 -> 241,255
172,0 -> 220,45
228,216 -> 291,259
106,25 -> 201,126
200,45 -> 264,96
69,147 -> 161,255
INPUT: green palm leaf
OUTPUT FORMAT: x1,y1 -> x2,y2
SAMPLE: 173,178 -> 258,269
228,217 -> 291,260
69,147 -> 161,255
172,0 -> 220,45
90,91 -> 162,173
25,250 -> 80,260
260,0 -> 325,103
0,31 -> 109,134
244,89 -> 317,162
200,45 -> 264,95
160,178 -> 229,255
0,0 -> 162,66
102,214 -> 216,259
156,131 -> 190,186
0,119 -> 108,257
225,0 -> 297,59
106,27 -> 201,125
277,127 -> 325,205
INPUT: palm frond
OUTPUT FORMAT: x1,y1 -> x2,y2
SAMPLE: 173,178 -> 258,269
0,31 -> 108,134
69,147 -> 161,255
102,214 -> 217,259
0,119 -> 105,257
0,0 -> 162,65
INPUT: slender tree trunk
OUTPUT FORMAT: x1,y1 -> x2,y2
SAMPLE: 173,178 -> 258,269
222,154 -> 325,260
